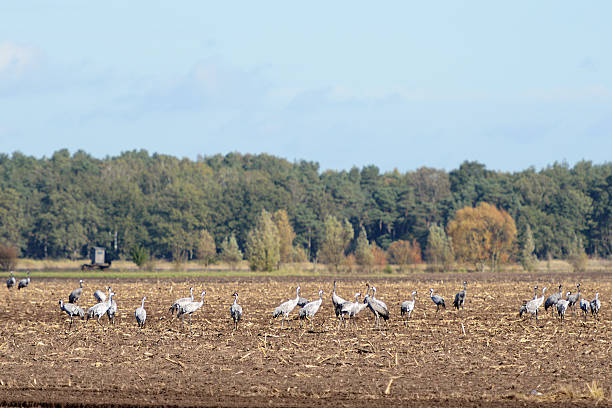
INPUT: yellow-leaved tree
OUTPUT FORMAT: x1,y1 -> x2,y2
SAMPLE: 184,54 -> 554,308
447,202 -> 517,272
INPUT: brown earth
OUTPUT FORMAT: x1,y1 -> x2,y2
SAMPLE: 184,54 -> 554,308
0,273 -> 610,407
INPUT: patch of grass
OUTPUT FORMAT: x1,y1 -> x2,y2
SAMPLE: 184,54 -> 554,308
586,380 -> 605,403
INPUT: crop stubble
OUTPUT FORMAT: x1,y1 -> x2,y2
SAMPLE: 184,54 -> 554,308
0,274 -> 610,407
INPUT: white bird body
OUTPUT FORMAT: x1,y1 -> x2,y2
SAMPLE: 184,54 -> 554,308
557,298 -> 570,320
135,296 -> 147,328
299,289 -> 323,328
177,291 -> 206,324
230,292 -> 243,330
93,289 -> 106,303
522,287 -> 547,320
169,287 -> 194,316
580,298 -> 589,320
273,286 -> 301,328
87,289 -> 113,325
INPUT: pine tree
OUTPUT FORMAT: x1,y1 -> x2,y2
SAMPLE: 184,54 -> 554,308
246,210 -> 280,271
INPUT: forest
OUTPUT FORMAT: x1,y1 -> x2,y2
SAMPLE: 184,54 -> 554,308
0,149 -> 610,264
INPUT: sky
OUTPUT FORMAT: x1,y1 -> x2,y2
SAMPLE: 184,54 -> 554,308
1,1 -> 611,172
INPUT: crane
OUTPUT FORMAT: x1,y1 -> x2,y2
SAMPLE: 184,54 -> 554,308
566,283 -> 581,315
365,286 -> 389,328
429,288 -> 446,314
580,297 -> 590,320
59,299 -> 85,329
339,293 -> 365,329
230,292 -> 243,330
299,289 -> 323,329
6,271 -> 16,290
557,296 -> 570,321
169,287 -> 194,316
273,286 -> 301,329
400,291 -> 417,324
87,288 -> 113,326
177,290 -> 206,327
17,271 -> 30,290
69,280 -> 84,304
106,289 -> 117,324
331,280 -> 346,318
93,289 -> 107,303
453,281 -> 467,310
520,287 -> 547,321
135,296 -> 146,328
544,284 -> 563,317
590,293 -> 600,319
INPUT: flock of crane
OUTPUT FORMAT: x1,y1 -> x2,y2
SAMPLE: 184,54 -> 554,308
519,283 -> 601,321
5,271 -> 603,331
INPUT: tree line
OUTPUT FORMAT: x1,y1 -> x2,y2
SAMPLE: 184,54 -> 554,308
0,149 -> 609,269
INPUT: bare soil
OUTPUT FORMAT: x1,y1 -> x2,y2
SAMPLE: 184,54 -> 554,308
0,273 -> 610,407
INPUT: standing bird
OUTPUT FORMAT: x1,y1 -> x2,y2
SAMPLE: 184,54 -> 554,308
297,286 -> 310,308
453,281 -> 467,310
580,297 -> 590,320
299,289 -> 324,329
106,290 -> 118,324
93,289 -> 107,303
169,287 -> 194,316
339,293 -> 366,329
566,283 -> 581,315
135,296 -> 147,328
69,280 -> 84,304
59,299 -> 85,329
365,286 -> 390,328
557,297 -> 570,321
590,293 -> 600,319
544,284 -> 563,317
6,271 -> 16,290
520,287 -> 547,321
273,286 -> 301,329
177,290 -> 206,326
17,271 -> 30,290
401,291 -> 417,324
331,280 -> 346,318
87,288 -> 113,326
519,286 -> 539,317
429,288 -> 446,314
230,292 -> 243,330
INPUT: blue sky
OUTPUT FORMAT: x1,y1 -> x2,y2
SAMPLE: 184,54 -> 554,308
1,1 -> 610,172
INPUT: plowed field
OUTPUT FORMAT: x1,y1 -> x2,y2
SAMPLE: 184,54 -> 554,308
0,274 -> 610,407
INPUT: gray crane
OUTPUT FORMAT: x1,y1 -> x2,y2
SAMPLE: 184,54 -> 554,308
230,292 -> 243,330
17,271 -> 30,290
519,286 -> 539,317
590,293 -> 600,319
566,283 -> 581,315
401,291 -> 417,324
273,286 -> 301,329
106,289 -> 117,324
332,280 -> 346,318
299,289 -> 323,329
6,271 -> 16,290
69,280 -> 84,304
297,286 -> 310,308
177,290 -> 206,326
169,287 -> 194,316
135,296 -> 146,328
453,281 -> 467,310
429,288 -> 446,314
93,289 -> 107,303
556,296 -> 570,321
544,284 -> 563,317
580,297 -> 590,320
365,286 -> 389,328
339,293 -> 366,329
59,299 -> 85,329
520,286 -> 547,321
87,288 -> 113,326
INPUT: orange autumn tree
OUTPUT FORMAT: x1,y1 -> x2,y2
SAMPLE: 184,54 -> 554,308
447,202 -> 517,272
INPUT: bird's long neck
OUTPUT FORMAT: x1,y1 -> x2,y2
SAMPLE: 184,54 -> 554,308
333,281 -> 336,294
190,288 -> 194,300
141,297 -> 146,308
233,294 -> 238,305
412,293 -> 416,301
296,287 -> 300,300
200,292 -> 205,304
80,281 -> 83,288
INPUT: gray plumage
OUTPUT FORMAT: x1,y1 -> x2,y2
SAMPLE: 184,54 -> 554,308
273,286 -> 301,328
169,287 -> 194,316
365,286 -> 389,328
17,271 -> 30,290
521,286 -> 547,321
332,280 -> 346,318
453,281 -> 467,310
93,289 -> 106,303
106,290 -> 117,324
544,284 -> 563,317
7,271 -> 16,289
177,290 -> 206,325
590,293 -> 600,318
401,291 -> 417,323
59,299 -> 85,329
580,298 -> 589,320
135,296 -> 147,328
339,293 -> 367,329
557,298 -> 569,321
87,289 -> 113,326
69,280 -> 84,304
299,289 -> 323,329
230,292 -> 243,330
519,286 -> 539,317
566,283 -> 581,314
429,288 -> 446,313
297,285 -> 310,308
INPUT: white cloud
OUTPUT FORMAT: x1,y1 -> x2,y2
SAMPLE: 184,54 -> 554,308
0,41 -> 42,78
